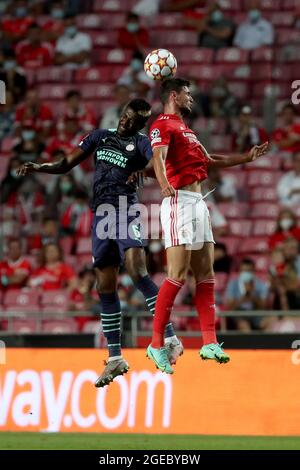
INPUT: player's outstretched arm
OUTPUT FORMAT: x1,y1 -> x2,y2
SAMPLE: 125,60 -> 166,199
152,146 -> 175,197
208,142 -> 269,169
17,148 -> 89,176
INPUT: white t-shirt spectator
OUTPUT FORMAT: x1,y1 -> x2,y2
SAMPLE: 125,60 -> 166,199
234,18 -> 274,50
56,32 -> 92,67
277,171 -> 300,206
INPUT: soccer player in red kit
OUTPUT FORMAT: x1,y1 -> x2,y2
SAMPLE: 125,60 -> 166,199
147,78 -> 268,373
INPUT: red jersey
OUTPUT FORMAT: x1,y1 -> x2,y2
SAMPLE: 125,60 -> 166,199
150,113 -> 209,189
2,17 -> 33,39
272,123 -> 300,153
268,227 -> 300,250
30,263 -> 76,290
16,40 -> 54,68
0,257 -> 32,289
15,103 -> 53,131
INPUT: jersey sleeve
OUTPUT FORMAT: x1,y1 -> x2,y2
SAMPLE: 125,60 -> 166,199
149,120 -> 171,149
78,129 -> 103,155
139,135 -> 153,163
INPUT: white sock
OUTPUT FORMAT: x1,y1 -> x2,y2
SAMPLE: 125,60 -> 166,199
164,335 -> 179,344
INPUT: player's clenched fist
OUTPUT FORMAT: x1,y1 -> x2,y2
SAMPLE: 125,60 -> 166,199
17,162 -> 41,176
161,183 -> 176,198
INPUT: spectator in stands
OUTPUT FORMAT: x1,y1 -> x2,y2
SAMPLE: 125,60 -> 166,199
1,0 -> 34,44
15,89 -> 53,138
277,152 -> 300,207
13,127 -> 45,163
100,84 -> 131,129
204,167 -> 237,202
161,0 -> 205,12
272,104 -> 300,153
225,258 -> 269,331
270,238 -> 300,310
27,217 -> 61,252
214,242 -> 232,274
233,0 -> 274,50
15,22 -> 54,68
206,200 -> 228,237
0,238 -> 32,290
58,90 -> 97,135
0,50 -> 27,103
185,2 -> 235,50
118,51 -> 154,99
55,14 -> 92,68
29,242 -> 77,290
268,208 -> 300,249
118,12 -> 149,52
42,149 -> 87,194
208,77 -> 239,119
233,105 -> 268,152
43,0 -> 65,44
70,267 -> 98,312
0,156 -> 23,203
47,173 -> 80,218
61,190 -> 93,239
0,91 -> 15,142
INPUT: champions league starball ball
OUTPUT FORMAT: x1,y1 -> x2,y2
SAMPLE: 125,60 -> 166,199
144,49 -> 177,81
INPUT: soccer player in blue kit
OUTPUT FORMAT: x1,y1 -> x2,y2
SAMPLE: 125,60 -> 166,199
17,99 -> 183,387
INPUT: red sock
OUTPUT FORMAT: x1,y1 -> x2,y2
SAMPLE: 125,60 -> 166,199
195,279 -> 217,345
152,278 -> 184,348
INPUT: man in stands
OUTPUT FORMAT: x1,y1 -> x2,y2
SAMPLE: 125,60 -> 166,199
0,239 -> 32,291
55,14 -> 92,68
273,104 -> 300,154
16,22 -> 54,68
15,89 -> 53,138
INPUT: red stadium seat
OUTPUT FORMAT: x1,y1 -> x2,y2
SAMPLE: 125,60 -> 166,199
215,273 -> 228,293
89,31 -> 118,47
35,67 -> 73,83
272,65 -> 293,81
98,48 -> 132,64
59,237 -> 74,255
76,14 -> 103,29
253,220 -> 277,236
10,319 -> 39,333
238,237 -> 270,254
218,203 -> 249,219
75,67 -> 112,83
247,170 -> 281,187
41,319 -> 78,333
193,117 -> 227,134
41,290 -> 70,313
80,83 -> 114,99
216,48 -> 249,63
94,0 -> 135,12
77,254 -> 93,272
215,236 -> 241,255
43,100 -> 65,117
76,237 -> 92,255
281,0 -> 297,9
4,289 -> 40,309
219,0 -> 242,10
209,135 -> 233,153
227,81 -> 249,99
38,84 -> 73,100
153,13 -> 184,29
247,154 -> 280,170
249,187 -> 277,202
248,254 -> 270,273
250,203 -> 279,219
251,47 -> 274,62
253,82 -> 291,99
260,0 -> 280,9
1,137 -> 17,152
230,220 -> 252,237
151,30 -> 198,47
276,29 -> 300,45
270,12 -> 294,26
175,48 -> 214,64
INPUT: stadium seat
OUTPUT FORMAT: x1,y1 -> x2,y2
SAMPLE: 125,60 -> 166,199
150,30 -> 198,47
247,154 -> 280,170
10,319 -> 39,333
270,12 -> 294,26
220,0 -> 242,10
216,48 -> 249,63
75,67 -> 112,83
89,31 -> 118,47
251,47 -> 274,62
38,84 -> 73,100
41,319 -> 78,333
276,29 -> 300,45
247,171 -> 281,187
153,13 -> 186,29
82,320 -> 100,333
260,0 -> 280,9
220,170 -> 247,190
76,237 -> 92,255
249,187 -> 278,202
76,13 -> 103,29
94,0 -> 135,12
35,67 -> 73,83
3,289 -> 40,310
215,236 -> 240,255
252,220 -> 277,236
97,48 -> 133,64
230,220 -> 252,237
238,237 -> 270,254
193,117 -> 227,134
1,137 -> 17,152
80,83 -> 114,99
59,237 -> 74,255
175,48 -> 214,64
209,136 -> 233,153
250,203 -> 279,219
215,273 -> 228,293
218,203 -> 249,219
77,254 -> 93,272
41,290 -> 70,313
227,81 -> 249,99
248,254 -> 270,273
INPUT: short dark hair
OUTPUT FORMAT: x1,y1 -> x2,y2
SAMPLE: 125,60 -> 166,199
241,258 -> 255,268
127,12 -> 139,21
65,90 -> 81,100
28,22 -> 39,30
160,78 -> 190,104
125,98 -> 151,120
282,103 -> 297,114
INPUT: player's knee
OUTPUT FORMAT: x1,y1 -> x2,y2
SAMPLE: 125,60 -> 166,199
167,267 -> 187,284
96,279 -> 116,294
196,269 -> 215,283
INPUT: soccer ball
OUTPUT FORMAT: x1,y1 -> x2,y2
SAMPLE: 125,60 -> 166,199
144,49 -> 177,81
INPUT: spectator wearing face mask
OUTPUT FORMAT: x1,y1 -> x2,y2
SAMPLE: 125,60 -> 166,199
269,209 -> 300,250
213,242 -> 232,274
47,173 -> 80,218
118,51 -> 154,99
58,90 -> 97,135
55,13 -> 92,68
233,105 -> 268,152
13,127 -> 45,163
277,152 -> 300,207
100,84 -> 131,129
209,76 -> 239,119
225,258 -> 269,331
0,50 -> 27,103
43,0 -> 65,44
118,12 -> 149,52
15,89 -> 53,138
0,238 -> 32,291
1,0 -> 34,43
233,0 -> 274,50
15,22 -> 54,68
185,2 -> 235,50
61,190 -> 93,239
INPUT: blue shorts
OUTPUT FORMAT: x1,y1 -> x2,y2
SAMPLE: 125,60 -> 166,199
92,208 -> 146,269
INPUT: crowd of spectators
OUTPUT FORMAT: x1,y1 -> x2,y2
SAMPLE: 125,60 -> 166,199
1,0 -> 300,334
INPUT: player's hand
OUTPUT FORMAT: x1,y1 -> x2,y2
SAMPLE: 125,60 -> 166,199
247,141 -> 269,162
126,171 -> 145,187
161,183 -> 176,198
16,162 -> 41,176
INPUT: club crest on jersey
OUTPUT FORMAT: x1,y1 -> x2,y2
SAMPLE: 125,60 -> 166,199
150,128 -> 160,140
126,143 -> 135,152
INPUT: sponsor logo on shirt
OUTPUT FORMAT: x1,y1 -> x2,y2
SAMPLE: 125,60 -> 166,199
96,149 -> 128,168
150,128 -> 160,140
126,143 -> 135,152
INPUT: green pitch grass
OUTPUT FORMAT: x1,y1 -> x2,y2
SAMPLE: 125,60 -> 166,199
0,433 -> 300,450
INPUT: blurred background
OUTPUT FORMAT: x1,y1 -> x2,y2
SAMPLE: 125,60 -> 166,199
1,0 -> 300,349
